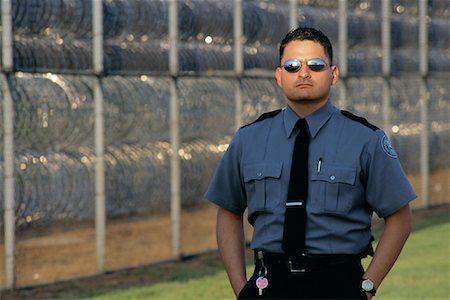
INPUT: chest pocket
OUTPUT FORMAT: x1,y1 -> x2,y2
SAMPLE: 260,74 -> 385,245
311,165 -> 357,215
243,162 -> 283,224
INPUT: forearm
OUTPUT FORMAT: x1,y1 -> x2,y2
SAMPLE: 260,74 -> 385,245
364,204 -> 413,298
216,207 -> 247,297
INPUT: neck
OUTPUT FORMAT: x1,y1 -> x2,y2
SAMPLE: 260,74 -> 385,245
287,99 -> 329,118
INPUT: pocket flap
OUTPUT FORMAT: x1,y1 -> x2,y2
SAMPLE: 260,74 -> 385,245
243,162 -> 283,182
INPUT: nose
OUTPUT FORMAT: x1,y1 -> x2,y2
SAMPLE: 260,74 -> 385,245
297,64 -> 311,79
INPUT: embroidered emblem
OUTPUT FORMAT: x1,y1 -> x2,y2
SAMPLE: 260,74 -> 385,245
381,135 -> 397,158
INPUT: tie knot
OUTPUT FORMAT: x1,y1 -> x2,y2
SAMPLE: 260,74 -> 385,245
295,118 -> 308,131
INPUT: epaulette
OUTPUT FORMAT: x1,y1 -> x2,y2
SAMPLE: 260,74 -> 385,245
241,109 -> 282,128
341,110 -> 379,131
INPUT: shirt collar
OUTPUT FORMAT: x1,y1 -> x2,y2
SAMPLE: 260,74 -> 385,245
283,100 -> 336,138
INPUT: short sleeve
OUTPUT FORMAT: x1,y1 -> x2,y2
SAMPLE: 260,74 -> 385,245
205,130 -> 247,214
365,130 -> 417,218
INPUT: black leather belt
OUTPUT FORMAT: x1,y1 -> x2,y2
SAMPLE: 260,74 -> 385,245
254,251 -> 361,273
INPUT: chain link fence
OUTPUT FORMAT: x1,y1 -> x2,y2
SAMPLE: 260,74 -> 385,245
0,0 -> 449,289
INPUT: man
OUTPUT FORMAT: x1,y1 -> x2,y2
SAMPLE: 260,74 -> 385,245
205,27 -> 416,299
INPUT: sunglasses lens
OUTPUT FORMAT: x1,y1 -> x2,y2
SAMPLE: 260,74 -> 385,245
307,58 -> 326,71
283,59 -> 301,73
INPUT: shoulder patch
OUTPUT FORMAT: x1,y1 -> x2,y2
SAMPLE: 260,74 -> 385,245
381,135 -> 398,158
341,110 -> 379,131
241,109 -> 282,128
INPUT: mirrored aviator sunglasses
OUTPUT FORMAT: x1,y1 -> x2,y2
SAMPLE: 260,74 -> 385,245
282,58 -> 328,73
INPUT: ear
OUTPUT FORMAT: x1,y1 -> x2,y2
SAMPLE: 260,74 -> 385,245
275,67 -> 283,88
331,65 -> 339,86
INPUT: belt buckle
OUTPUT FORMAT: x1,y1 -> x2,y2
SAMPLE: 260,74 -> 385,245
288,258 -> 306,273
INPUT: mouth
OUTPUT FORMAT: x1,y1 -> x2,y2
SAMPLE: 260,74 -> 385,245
295,82 -> 313,88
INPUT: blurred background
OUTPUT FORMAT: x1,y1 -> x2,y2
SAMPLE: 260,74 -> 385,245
0,0 -> 449,289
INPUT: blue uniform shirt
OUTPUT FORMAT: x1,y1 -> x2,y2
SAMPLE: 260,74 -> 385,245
205,101 -> 416,254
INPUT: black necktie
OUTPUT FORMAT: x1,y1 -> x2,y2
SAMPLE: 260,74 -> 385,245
282,118 -> 309,257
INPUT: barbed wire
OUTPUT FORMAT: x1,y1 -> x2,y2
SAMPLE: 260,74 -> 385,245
7,0 -> 449,75
0,0 -> 449,227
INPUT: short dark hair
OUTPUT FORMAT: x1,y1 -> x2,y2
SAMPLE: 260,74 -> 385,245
279,27 -> 333,65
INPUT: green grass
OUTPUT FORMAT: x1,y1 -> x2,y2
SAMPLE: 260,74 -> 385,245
368,213 -> 450,300
67,213 -> 449,300
83,271 -> 234,300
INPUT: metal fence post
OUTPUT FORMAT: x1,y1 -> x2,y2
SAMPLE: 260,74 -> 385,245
93,0 -> 104,76
419,0 -> 430,207
1,0 -> 15,289
234,0 -> 243,129
289,0 -> 298,30
1,0 -> 12,73
1,73 -> 15,289
93,78 -> 106,273
93,0 -> 106,272
338,0 -> 348,109
381,0 -> 392,136
169,0 -> 181,259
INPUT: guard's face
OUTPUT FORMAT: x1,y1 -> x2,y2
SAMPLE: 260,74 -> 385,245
275,40 -> 339,106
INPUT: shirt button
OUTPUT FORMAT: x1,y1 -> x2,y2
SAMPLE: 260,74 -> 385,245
330,175 -> 336,181
257,172 -> 262,177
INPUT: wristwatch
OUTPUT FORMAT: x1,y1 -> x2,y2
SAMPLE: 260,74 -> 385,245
361,278 -> 376,296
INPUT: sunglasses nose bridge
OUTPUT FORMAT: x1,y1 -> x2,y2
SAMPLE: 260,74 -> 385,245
296,62 -> 312,76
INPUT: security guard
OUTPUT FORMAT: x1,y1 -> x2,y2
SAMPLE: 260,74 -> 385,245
205,27 -> 416,299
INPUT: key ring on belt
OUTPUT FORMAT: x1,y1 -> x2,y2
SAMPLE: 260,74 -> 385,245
256,251 -> 268,277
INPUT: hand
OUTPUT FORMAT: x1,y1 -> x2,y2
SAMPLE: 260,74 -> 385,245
365,292 -> 373,300
233,280 -> 247,298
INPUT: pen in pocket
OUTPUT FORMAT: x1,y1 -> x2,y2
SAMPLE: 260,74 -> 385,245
317,158 -> 322,173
